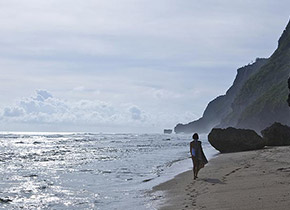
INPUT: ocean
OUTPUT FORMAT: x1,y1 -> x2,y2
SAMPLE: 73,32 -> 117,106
0,132 -> 218,209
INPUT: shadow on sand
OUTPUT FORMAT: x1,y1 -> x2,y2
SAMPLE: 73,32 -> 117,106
201,178 -> 225,184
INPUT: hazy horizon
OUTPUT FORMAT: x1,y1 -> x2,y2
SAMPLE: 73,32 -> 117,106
0,0 -> 289,133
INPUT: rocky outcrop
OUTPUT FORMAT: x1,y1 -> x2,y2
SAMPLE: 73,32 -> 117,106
261,122 -> 290,146
208,127 -> 264,153
175,20 -> 290,134
219,20 -> 290,131
164,129 -> 172,134
174,58 -> 268,134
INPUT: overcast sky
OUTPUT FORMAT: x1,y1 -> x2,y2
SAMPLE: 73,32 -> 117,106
0,0 -> 289,133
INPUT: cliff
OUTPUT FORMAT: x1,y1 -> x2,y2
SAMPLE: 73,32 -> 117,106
175,20 -> 290,134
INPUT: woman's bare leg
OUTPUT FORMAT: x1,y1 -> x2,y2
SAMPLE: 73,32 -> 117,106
191,157 -> 195,177
194,159 -> 198,179
194,164 -> 198,179
196,163 -> 204,178
192,157 -> 198,179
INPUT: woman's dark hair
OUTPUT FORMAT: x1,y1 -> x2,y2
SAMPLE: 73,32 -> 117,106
192,133 -> 199,140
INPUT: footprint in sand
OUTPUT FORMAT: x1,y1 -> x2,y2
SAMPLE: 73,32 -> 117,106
225,167 -> 242,176
277,167 -> 290,172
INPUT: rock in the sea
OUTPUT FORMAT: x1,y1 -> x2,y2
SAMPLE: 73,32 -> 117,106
261,122 -> 290,146
0,198 -> 12,203
208,127 -> 265,153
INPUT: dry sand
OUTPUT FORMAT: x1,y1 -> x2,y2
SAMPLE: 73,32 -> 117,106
151,146 -> 290,210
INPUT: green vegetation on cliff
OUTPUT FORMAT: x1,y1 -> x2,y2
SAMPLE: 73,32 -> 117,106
175,20 -> 290,133
225,20 -> 290,131
245,80 -> 289,116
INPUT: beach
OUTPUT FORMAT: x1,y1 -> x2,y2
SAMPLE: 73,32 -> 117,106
152,146 -> 290,210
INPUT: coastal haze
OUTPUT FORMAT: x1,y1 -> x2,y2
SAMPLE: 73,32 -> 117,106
1,1 -> 290,210
0,0 -> 289,133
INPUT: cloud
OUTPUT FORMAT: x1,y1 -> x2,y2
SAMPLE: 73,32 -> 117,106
0,1 -> 289,132
0,90 -> 149,127
34,90 -> 53,101
0,90 -> 199,132
3,107 -> 24,117
1,0 -> 289,64
129,106 -> 143,121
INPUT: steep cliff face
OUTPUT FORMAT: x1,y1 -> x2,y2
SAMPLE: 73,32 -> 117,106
174,58 -> 268,133
175,20 -> 290,134
220,20 -> 290,131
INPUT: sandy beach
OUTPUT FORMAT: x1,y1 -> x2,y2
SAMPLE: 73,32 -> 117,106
152,146 -> 290,210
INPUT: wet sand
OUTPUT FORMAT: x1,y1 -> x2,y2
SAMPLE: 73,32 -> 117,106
152,146 -> 290,210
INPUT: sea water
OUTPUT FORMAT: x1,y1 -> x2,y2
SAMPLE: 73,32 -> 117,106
0,132 -> 218,209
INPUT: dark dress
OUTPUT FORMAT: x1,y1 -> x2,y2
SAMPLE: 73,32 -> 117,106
191,140 -> 208,168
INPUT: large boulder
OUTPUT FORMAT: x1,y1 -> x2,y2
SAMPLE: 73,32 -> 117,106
261,122 -> 290,146
208,127 -> 265,153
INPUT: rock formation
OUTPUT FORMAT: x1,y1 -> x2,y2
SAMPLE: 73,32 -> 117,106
208,127 -> 265,153
175,20 -> 290,134
175,58 -> 267,134
261,122 -> 290,146
164,129 -> 172,134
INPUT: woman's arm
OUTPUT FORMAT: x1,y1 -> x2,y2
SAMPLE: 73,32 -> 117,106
190,142 -> 193,155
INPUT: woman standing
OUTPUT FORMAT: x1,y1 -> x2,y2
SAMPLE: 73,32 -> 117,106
190,133 -> 208,179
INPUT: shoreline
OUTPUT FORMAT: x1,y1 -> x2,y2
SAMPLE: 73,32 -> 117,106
150,146 -> 290,210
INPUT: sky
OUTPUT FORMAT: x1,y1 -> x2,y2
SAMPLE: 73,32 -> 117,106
0,0 -> 289,133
